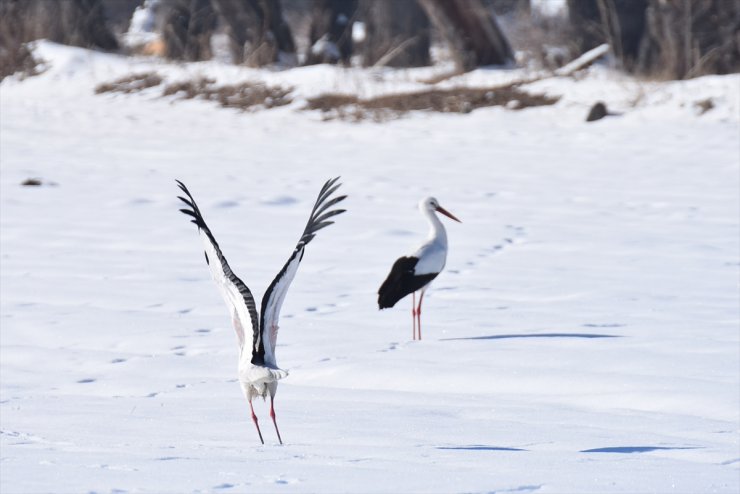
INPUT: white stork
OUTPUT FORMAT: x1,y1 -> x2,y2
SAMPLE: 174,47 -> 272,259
177,178 -> 346,445
378,197 -> 461,340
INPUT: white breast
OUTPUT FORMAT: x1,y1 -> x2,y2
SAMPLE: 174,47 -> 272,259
412,239 -> 447,275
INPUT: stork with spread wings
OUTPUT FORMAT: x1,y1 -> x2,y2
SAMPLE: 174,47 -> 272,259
177,178 -> 346,445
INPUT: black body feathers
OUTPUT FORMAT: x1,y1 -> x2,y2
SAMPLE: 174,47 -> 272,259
377,256 -> 438,309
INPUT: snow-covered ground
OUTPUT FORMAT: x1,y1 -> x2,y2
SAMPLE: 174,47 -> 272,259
1,42 -> 738,493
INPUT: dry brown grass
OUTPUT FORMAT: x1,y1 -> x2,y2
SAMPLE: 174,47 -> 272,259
94,73 -> 293,111
161,77 -> 217,98
305,84 -> 559,121
162,78 -> 293,111
94,73 -> 164,94
95,72 -> 556,120
0,42 -> 42,81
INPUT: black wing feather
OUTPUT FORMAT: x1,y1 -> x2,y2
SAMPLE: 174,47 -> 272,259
176,180 -> 260,354
257,177 -> 347,363
378,256 -> 438,309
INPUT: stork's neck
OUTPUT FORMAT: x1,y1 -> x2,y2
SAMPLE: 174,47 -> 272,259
423,207 -> 448,246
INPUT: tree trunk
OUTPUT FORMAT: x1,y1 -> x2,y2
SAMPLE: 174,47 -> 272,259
567,0 -> 603,54
211,0 -> 296,66
305,0 -> 357,65
1,0 -> 119,51
362,0 -> 430,67
162,0 -> 216,61
419,0 -> 513,70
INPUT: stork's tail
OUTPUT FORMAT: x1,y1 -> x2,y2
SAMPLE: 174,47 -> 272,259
244,365 -> 289,384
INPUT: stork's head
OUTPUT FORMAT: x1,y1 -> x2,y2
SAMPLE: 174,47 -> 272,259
419,197 -> 461,222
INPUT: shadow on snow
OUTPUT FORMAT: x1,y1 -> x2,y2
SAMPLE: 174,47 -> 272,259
437,445 -> 527,452
581,446 -> 701,453
440,333 -> 622,341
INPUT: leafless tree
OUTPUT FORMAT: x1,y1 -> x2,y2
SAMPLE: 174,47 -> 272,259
211,0 -> 296,66
362,0 -> 430,67
568,0 -> 739,79
0,0 -> 119,51
638,0 -> 740,79
162,0 -> 216,61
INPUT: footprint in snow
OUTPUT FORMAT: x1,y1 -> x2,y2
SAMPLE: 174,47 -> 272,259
170,345 -> 187,356
129,197 -> 153,206
470,224 -> 527,265
379,342 -> 399,352
437,445 -> 527,452
387,228 -> 415,237
261,195 -> 297,206
77,378 -> 96,384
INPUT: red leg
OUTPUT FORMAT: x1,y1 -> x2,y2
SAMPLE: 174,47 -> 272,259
411,291 -> 417,340
269,396 -> 283,445
249,400 -> 264,444
417,291 -> 425,340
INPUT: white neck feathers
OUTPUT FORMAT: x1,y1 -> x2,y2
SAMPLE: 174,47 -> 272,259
422,206 -> 447,247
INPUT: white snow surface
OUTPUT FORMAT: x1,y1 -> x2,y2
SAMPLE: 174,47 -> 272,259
1,42 -> 739,493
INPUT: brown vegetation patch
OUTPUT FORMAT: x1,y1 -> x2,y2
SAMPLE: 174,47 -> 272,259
0,42 -> 41,81
305,84 -> 560,121
694,98 -> 714,116
162,78 -> 293,111
95,73 -> 163,94
95,73 -> 293,111
161,77 -> 217,98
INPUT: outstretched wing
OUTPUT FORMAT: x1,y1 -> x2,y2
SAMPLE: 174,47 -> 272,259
176,180 -> 260,358
258,177 -> 347,367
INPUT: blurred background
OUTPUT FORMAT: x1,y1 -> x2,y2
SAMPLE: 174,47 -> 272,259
1,0 -> 738,82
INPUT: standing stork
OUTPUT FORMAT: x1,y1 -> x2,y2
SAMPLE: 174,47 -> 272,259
177,178 -> 346,445
378,197 -> 461,340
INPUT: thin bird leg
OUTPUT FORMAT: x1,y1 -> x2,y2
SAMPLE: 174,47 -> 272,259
416,291 -> 425,340
249,400 -> 264,444
269,396 -> 283,445
411,291 -> 417,340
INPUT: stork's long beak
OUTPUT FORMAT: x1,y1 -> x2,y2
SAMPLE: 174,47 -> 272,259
436,205 -> 462,223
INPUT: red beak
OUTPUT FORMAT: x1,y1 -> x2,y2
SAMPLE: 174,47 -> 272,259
435,205 -> 461,223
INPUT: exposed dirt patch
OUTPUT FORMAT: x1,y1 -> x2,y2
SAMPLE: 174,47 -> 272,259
21,178 -> 42,186
305,84 -> 560,121
21,177 -> 57,187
